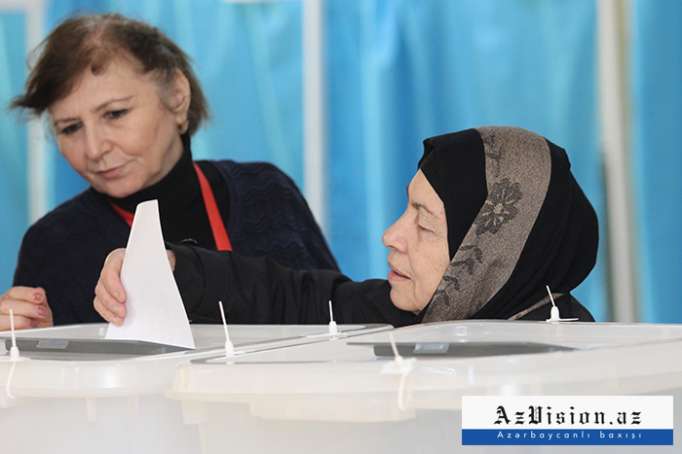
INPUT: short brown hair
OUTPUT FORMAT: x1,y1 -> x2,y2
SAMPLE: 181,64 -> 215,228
11,13 -> 208,136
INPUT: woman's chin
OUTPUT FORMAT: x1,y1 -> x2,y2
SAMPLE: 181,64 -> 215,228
91,179 -> 140,198
388,286 -> 420,312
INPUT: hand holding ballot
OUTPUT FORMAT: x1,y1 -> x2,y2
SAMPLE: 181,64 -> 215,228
95,128 -> 600,328
0,286 -> 53,330
94,248 -> 176,326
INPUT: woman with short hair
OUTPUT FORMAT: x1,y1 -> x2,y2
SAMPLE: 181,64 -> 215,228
0,13 -> 337,330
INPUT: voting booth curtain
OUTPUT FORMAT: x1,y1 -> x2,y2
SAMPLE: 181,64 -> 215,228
631,0 -> 682,322
0,12 -> 28,299
0,0 -> 678,322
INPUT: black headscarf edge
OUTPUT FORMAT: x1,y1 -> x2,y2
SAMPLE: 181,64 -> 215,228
473,138 -> 599,319
419,129 -> 487,259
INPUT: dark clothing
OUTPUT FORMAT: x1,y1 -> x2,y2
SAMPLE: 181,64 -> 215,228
419,128 -> 599,322
170,244 -> 593,325
13,157 -> 337,325
108,138 -> 229,251
504,294 -> 595,322
166,126 -> 598,327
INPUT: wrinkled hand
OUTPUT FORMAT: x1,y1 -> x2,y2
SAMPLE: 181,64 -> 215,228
0,286 -> 53,331
94,248 -> 176,325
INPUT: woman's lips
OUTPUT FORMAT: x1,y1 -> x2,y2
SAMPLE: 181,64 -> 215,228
388,268 -> 410,282
95,163 -> 128,180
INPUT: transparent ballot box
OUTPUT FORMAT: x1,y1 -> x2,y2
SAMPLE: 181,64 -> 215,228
169,321 -> 682,453
0,323 -> 388,454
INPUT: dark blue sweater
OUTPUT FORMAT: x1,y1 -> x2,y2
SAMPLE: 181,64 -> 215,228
13,159 -> 337,325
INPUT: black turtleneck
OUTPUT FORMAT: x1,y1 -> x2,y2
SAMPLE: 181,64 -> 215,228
15,135 -> 339,325
105,135 -> 229,249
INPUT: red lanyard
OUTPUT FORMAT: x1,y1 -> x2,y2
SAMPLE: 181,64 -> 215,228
110,163 -> 232,251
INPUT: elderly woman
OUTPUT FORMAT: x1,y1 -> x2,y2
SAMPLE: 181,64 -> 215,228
95,127 -> 598,325
0,14 -> 336,331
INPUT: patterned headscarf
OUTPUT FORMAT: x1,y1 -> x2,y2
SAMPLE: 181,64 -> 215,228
419,127 -> 598,321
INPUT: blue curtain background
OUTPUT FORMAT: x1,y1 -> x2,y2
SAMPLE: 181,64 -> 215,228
1,0 -> 637,322
0,13 -> 27,293
325,0 -> 607,320
632,0 -> 682,322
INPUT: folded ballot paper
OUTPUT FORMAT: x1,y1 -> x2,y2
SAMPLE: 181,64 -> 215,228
105,200 -> 195,349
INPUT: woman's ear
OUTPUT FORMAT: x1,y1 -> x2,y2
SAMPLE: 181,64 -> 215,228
169,70 -> 191,133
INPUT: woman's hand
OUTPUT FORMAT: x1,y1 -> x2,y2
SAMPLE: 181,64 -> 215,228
0,286 -> 53,331
94,248 -> 176,325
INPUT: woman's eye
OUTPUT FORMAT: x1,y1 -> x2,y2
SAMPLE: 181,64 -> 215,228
418,224 -> 432,233
59,123 -> 81,136
104,109 -> 129,120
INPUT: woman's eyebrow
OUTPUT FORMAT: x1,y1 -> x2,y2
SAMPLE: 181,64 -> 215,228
92,95 -> 134,113
411,199 -> 439,218
413,203 -> 438,219
53,116 -> 79,126
53,96 -> 134,125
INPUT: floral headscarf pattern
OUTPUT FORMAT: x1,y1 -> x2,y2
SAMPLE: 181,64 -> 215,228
422,127 -> 552,322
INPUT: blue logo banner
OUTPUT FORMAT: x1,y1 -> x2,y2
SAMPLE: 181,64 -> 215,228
462,429 -> 673,445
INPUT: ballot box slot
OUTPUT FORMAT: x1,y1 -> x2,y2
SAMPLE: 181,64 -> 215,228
0,336 -> 188,360
346,341 -> 576,358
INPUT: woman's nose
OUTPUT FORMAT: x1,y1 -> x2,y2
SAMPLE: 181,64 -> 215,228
383,214 -> 407,252
84,126 -> 112,160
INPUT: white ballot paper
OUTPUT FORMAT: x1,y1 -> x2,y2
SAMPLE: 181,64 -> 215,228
105,200 -> 195,349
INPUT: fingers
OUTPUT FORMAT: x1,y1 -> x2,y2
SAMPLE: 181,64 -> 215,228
94,293 -> 124,326
32,315 -> 54,329
0,286 -> 52,331
102,249 -> 127,303
94,279 -> 126,325
0,298 -> 51,320
0,286 -> 50,323
32,301 -> 53,328
95,249 -> 128,325
1,286 -> 46,305
0,313 -> 34,331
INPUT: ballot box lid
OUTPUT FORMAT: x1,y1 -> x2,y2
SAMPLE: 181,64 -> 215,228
169,321 -> 682,420
0,323 -> 389,397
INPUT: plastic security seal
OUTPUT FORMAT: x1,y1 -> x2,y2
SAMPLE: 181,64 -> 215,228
381,332 -> 416,376
218,301 -> 235,357
8,309 -> 22,361
327,300 -> 338,336
545,285 -> 578,323
380,332 -> 416,412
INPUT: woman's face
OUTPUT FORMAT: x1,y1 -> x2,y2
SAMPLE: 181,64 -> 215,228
49,58 -> 190,198
383,170 -> 450,312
